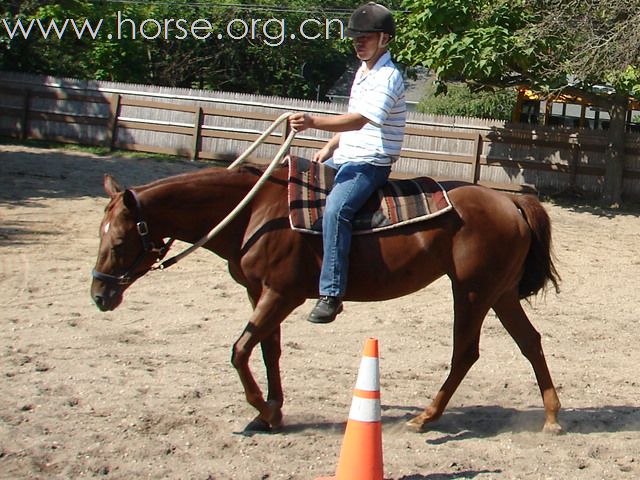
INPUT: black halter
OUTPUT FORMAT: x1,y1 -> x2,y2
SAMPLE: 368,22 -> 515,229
91,189 -> 174,286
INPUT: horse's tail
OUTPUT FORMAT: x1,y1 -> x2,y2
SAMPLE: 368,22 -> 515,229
513,195 -> 560,299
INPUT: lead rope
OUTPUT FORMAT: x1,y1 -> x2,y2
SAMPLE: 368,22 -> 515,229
154,112 -> 296,270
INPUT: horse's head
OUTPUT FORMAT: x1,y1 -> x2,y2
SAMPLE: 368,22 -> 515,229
91,174 -> 170,311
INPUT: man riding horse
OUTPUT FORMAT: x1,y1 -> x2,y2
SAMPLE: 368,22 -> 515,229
289,2 -> 406,324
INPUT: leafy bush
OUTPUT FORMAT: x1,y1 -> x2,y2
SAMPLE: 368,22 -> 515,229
417,81 -> 517,120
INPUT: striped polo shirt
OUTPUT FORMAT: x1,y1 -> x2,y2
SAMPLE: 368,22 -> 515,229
333,51 -> 406,166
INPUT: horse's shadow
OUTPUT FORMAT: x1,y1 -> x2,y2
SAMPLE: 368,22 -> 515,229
395,472 -> 500,480
380,404 -> 640,443
242,405 -> 638,479
277,404 -> 640,441
547,195 -> 640,218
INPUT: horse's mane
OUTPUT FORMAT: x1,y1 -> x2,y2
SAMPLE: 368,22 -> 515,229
135,162 -> 279,193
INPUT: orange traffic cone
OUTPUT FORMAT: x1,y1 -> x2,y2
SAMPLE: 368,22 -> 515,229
317,337 -> 383,480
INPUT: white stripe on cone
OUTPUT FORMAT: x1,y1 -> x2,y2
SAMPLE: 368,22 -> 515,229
348,354 -> 381,423
355,357 -> 380,391
348,396 -> 381,423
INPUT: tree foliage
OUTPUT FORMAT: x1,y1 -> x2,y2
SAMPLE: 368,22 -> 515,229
395,0 -> 553,92
396,0 -> 640,203
396,0 -> 639,95
531,0 -> 640,98
0,0 -> 366,99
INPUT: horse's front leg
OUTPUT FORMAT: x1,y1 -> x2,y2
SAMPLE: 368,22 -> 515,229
257,326 -> 284,429
230,289 -> 300,432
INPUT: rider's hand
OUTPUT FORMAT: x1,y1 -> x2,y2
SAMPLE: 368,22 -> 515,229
313,145 -> 333,163
289,113 -> 312,133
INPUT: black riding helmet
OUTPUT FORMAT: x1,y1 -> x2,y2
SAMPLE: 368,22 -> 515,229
347,2 -> 396,39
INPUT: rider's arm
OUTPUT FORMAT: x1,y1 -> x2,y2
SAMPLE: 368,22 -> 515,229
289,112 -> 368,133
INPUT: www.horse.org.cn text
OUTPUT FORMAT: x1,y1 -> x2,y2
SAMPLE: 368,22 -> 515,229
1,12 -> 348,47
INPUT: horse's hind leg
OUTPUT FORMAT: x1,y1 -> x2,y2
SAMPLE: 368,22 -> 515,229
407,287 -> 489,431
492,291 -> 562,434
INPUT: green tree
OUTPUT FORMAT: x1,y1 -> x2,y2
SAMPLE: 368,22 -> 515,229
396,0 -> 640,204
0,1 -> 363,100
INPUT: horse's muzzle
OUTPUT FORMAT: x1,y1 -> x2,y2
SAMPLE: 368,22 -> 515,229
93,293 -> 111,312
91,280 -> 123,312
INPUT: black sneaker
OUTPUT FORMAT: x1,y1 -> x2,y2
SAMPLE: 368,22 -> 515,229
307,296 -> 343,324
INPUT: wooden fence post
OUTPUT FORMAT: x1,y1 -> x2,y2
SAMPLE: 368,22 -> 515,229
569,141 -> 580,191
20,89 -> 31,141
471,132 -> 483,184
191,106 -> 203,161
107,94 -> 121,151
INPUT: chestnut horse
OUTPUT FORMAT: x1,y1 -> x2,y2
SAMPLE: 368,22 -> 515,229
90,163 -> 562,434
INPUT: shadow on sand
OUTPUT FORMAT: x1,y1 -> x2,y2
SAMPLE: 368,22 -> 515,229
379,404 -> 640,443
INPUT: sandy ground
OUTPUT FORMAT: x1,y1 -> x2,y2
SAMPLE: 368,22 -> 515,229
1,143 -> 639,480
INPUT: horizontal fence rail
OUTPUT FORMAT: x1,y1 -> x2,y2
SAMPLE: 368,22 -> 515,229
1,72 -> 640,197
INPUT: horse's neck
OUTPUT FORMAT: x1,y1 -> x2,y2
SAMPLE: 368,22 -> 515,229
143,168 -> 256,246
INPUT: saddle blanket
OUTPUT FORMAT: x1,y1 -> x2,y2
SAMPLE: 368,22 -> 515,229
287,157 -> 453,235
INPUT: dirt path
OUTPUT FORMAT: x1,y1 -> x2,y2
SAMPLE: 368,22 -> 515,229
1,144 -> 639,479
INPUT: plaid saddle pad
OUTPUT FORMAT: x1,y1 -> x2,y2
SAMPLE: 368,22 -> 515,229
287,157 -> 453,235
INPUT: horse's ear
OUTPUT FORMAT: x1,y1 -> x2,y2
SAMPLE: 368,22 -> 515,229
104,174 -> 122,198
122,189 -> 137,210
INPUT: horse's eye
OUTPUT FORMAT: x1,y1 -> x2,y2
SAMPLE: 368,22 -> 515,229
111,243 -> 126,256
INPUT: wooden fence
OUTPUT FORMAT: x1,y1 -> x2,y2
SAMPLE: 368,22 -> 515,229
2,72 -> 640,197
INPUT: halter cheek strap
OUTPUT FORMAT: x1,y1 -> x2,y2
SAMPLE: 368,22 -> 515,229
91,189 -> 174,286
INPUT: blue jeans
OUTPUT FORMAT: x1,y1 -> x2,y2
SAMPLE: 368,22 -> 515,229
320,160 -> 391,297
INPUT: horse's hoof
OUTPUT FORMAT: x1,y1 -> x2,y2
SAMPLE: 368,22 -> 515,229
542,422 -> 564,435
265,400 -> 284,430
405,415 -> 428,432
405,407 -> 441,432
244,417 -> 272,433
243,415 -> 284,434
